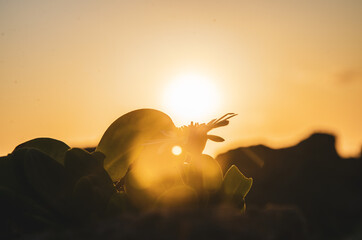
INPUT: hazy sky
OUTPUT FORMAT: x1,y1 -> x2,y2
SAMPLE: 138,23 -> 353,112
1,0 -> 361,157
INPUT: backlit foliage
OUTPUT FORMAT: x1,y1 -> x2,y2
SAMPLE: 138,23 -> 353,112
0,109 -> 252,236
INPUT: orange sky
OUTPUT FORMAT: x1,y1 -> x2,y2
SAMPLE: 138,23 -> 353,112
0,0 -> 361,157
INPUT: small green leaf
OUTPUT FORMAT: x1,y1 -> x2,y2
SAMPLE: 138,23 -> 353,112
221,165 -> 252,207
14,138 -> 70,165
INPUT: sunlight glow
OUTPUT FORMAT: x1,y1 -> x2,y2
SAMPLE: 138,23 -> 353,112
163,73 -> 220,123
172,145 -> 182,156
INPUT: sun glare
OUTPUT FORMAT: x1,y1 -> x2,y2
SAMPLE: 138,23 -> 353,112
172,145 -> 182,156
163,73 -> 220,123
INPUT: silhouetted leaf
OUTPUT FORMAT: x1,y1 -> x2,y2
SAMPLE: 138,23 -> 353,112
212,120 -> 230,129
23,148 -> 69,213
0,150 -> 38,198
207,135 -> 225,142
97,109 -> 176,181
221,165 -> 252,208
64,148 -> 115,219
0,155 -> 24,193
64,148 -> 104,180
207,118 -> 217,125
14,138 -> 70,165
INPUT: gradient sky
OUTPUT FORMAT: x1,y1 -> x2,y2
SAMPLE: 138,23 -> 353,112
1,0 -> 361,157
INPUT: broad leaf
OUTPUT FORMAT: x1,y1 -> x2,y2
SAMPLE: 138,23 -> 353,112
14,138 -> 70,165
97,109 -> 176,181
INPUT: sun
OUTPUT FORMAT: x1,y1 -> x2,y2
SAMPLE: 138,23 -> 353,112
163,73 -> 221,123
171,145 -> 183,156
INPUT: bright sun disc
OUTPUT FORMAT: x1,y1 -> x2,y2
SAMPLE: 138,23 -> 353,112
172,145 -> 182,156
164,73 -> 220,122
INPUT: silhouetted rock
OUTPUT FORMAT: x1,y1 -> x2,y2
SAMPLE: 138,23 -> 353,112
216,132 -> 362,239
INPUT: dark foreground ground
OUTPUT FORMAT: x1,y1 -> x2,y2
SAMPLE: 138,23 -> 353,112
22,205 -> 309,240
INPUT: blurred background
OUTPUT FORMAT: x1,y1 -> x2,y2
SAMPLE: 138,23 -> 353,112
0,0 -> 361,157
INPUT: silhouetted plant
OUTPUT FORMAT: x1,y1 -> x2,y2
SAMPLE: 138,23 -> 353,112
97,109 -> 252,210
0,109 -> 252,237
